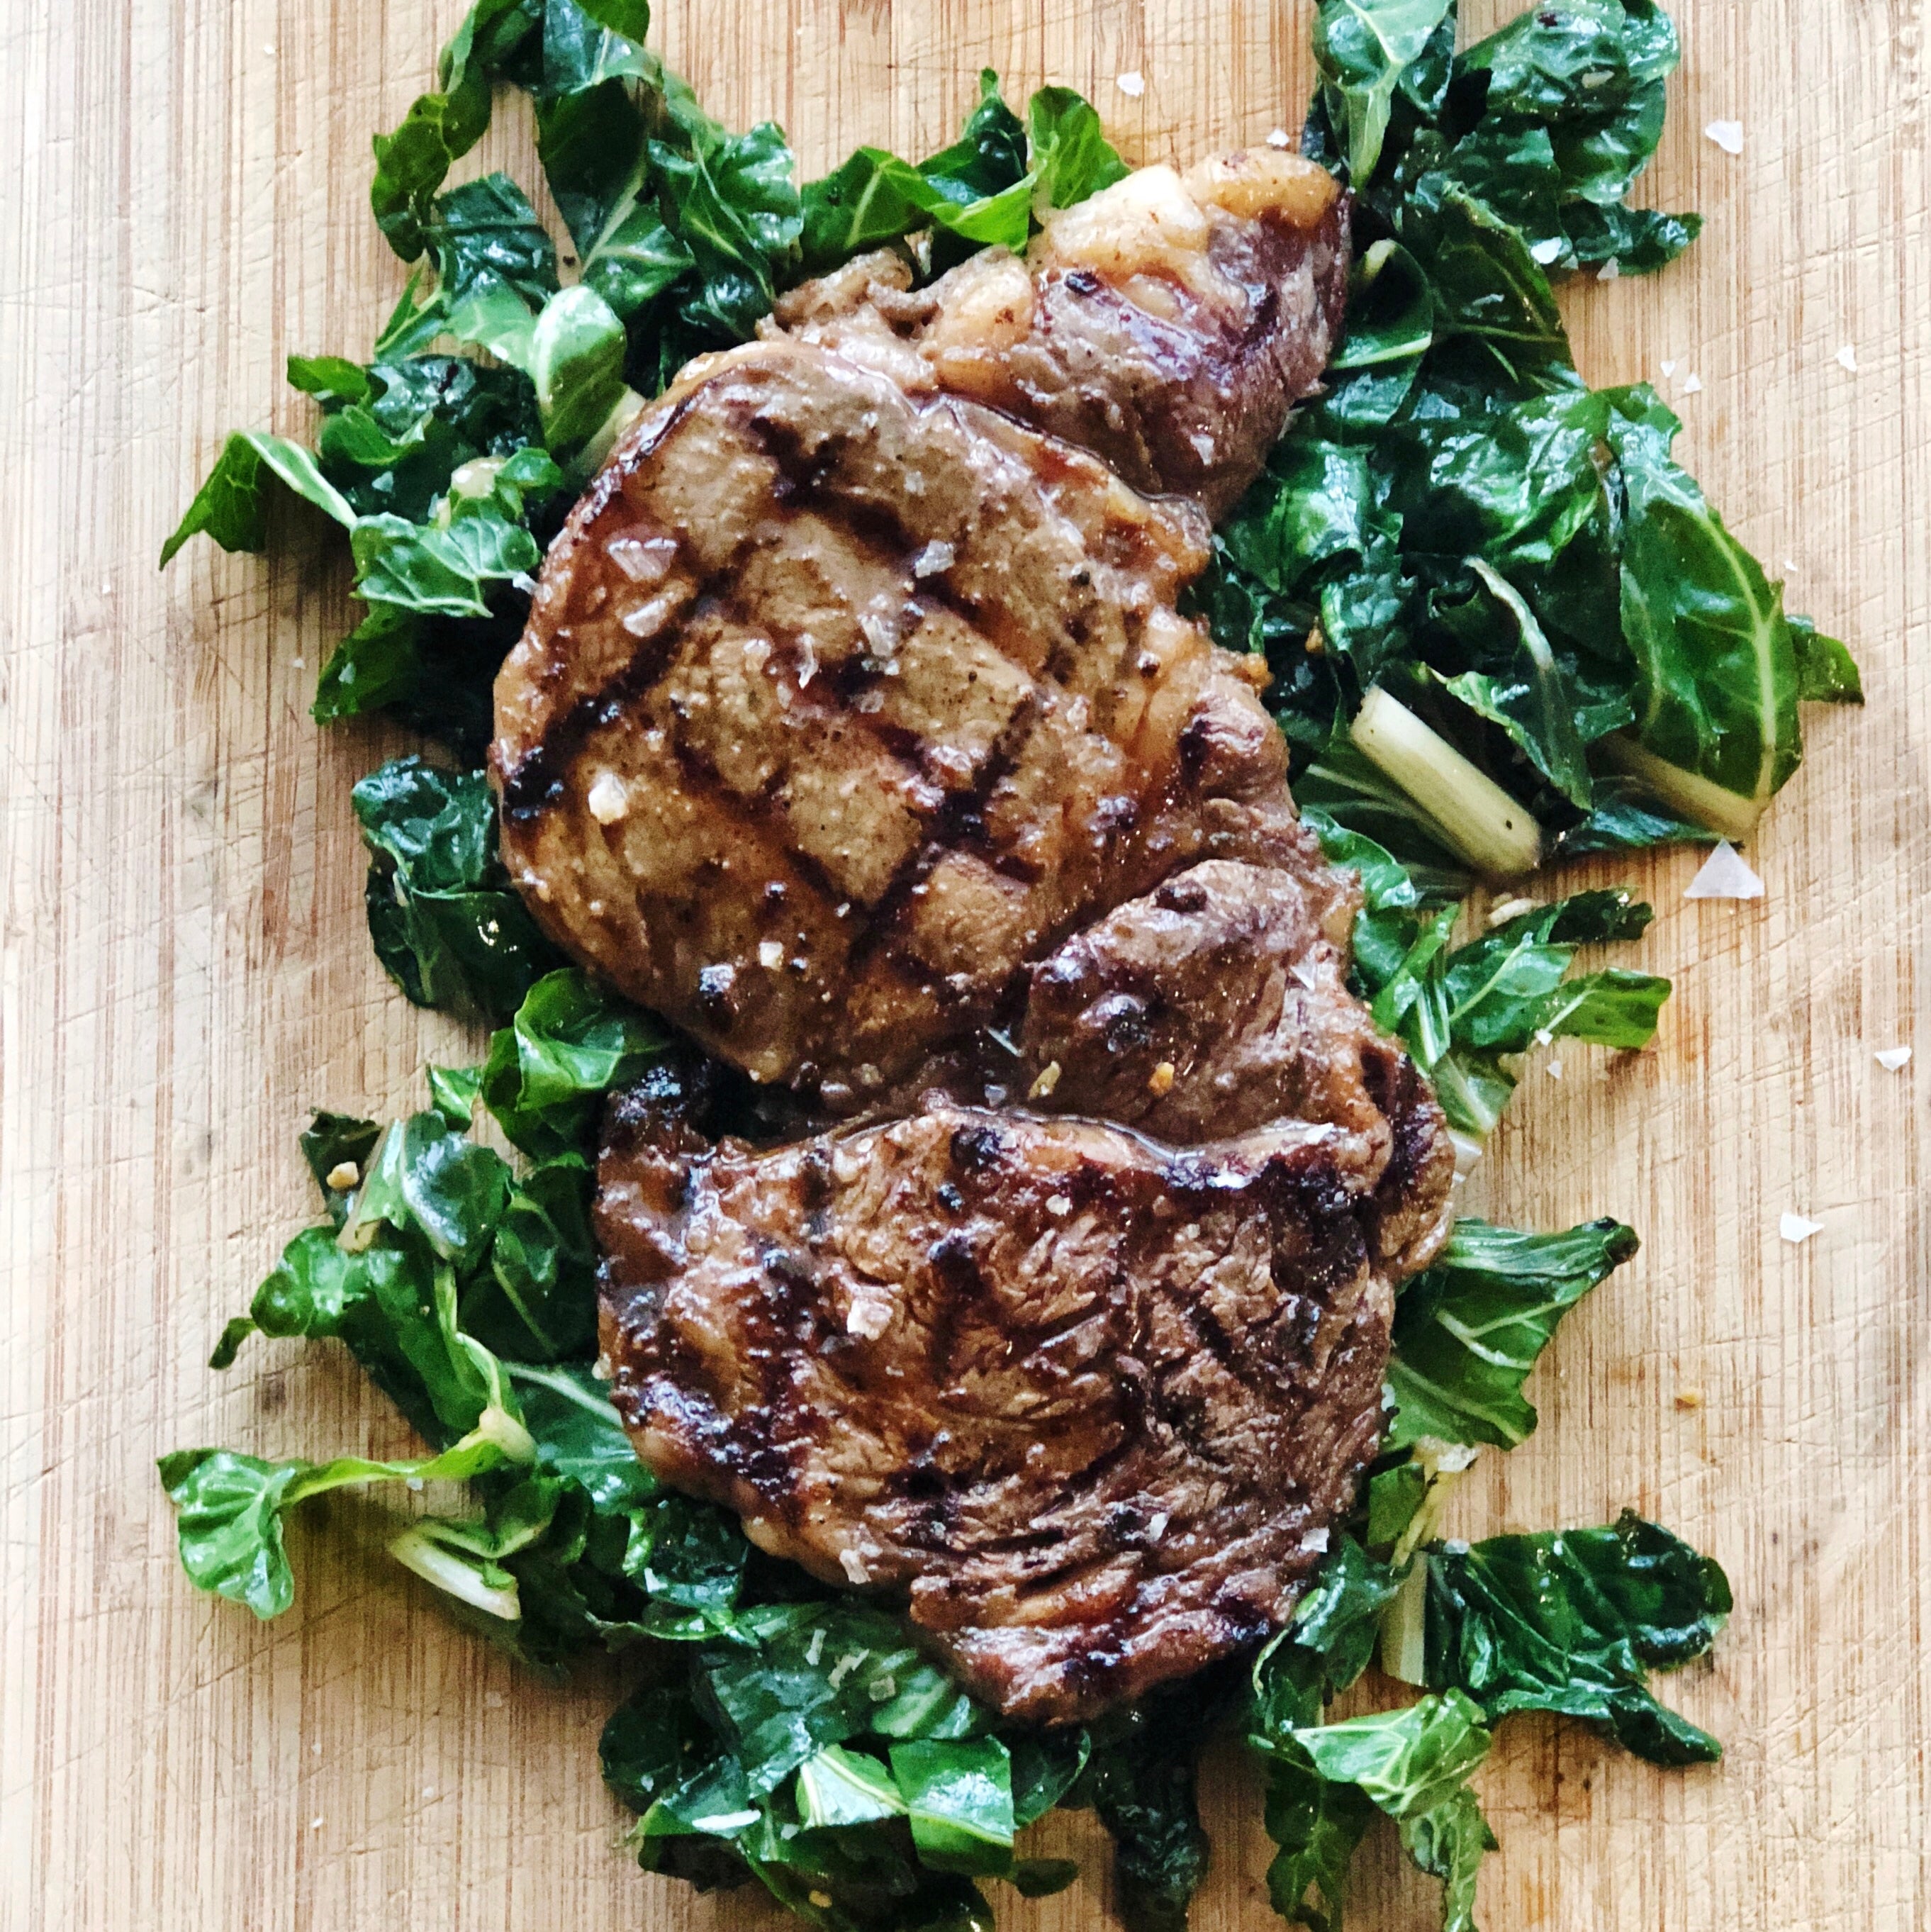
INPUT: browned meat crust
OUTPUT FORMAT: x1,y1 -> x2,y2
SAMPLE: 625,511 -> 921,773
772,150 -> 1350,518
503,149 -> 1461,1724
493,340 -> 1309,1097
598,1064 -> 1407,1725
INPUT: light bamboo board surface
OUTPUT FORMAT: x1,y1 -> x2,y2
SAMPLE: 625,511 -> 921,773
2,1 -> 1927,1926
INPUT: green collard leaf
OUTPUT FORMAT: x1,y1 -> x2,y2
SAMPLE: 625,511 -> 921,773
352,756 -> 560,1023
800,72 -> 1029,271
530,283 -> 629,454
1401,177 -> 1570,381
650,83 -> 802,343
1263,1755 -> 1374,1932
1367,1461 -> 1431,1551
1025,86 -> 1130,208
299,1110 -> 382,1210
1790,613 -> 1864,705
508,1361 -> 659,1512
350,506 -> 540,618
795,1746 -> 907,1829
464,1154 -> 599,1360
345,1112 -> 513,1275
926,70 -> 1033,200
583,199 -> 696,322
624,1492 -> 749,1627
603,1684 -> 720,1817
1432,561 -> 1596,807
1011,1858 -> 1081,1899
1604,384 -> 1802,831
542,0 -> 652,97
1398,1785 -> 1497,1932
1557,774 -> 1718,856
1291,1690 -> 1491,1821
1368,885 -> 1667,1134
286,354 -> 373,407
703,1599 -> 980,1796
1426,1510 -> 1732,1764
428,169 -> 559,308
480,968 -> 662,1158
890,1738 -> 1017,1875
157,1411 -> 527,1620
1387,1217 -> 1639,1450
1080,1686 -> 1220,1932
1252,1538 -> 1406,1745
573,0 -> 651,39
426,1062 -> 483,1129
1445,0 -> 1697,275
159,432 -> 354,566
207,1317 -> 258,1371
313,601 -> 426,725
369,0 -> 544,260
801,147 -> 1034,267
1311,0 -> 1457,184
1008,1729 -> 1091,1827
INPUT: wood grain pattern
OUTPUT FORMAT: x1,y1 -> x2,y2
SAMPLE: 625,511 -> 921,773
2,1 -> 1926,1926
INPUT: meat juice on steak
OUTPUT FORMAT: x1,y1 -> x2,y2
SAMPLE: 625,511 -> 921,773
492,148 -> 1457,1721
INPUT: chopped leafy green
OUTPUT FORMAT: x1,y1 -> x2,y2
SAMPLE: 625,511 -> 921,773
1603,384 -> 1806,837
1426,1511 -> 1731,1763
1078,1675 -> 1236,1932
159,432 -> 354,566
1387,1217 -> 1640,1448
157,1404 -> 531,1620
891,1739 -> 1016,1875
478,966 -> 663,1157
1346,873 -> 1670,1137
1398,1784 -> 1496,1932
1262,1755 -> 1375,1931
801,72 -> 1124,274
369,0 -> 544,261
352,756 -> 561,1023
1311,0 -> 1457,184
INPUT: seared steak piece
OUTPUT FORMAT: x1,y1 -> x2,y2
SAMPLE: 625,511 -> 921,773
771,147 -> 1348,518
598,1065 -> 1405,1726
506,144 -> 1454,1721
492,150 -> 1349,1099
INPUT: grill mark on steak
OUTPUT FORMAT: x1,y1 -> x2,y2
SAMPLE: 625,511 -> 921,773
508,150 -> 1467,1725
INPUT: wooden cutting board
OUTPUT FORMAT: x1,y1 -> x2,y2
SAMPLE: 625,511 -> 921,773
3,1 -> 1926,1926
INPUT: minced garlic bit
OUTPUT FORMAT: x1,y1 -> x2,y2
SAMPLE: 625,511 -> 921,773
1597,257 -> 1621,281
757,939 -> 784,969
1779,1212 -> 1824,1245
1703,118 -> 1744,155
1836,344 -> 1860,373
1148,1060 -> 1176,1097
1875,1045 -> 1913,1071
586,771 -> 629,825
1115,69 -> 1146,97
1265,128 -> 1293,149
325,1161 -> 360,1191
839,1548 -> 871,1585
1029,1059 -> 1063,1099
1046,1194 -> 1073,1219
1681,372 -> 1703,394
1545,1061 -> 1564,1081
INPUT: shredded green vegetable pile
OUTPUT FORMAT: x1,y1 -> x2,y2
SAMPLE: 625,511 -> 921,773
156,4 -> 1839,1927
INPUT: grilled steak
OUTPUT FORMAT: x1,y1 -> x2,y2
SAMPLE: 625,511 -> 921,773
598,1063 -> 1408,1726
502,145 -> 1457,1721
491,150 -> 1349,1099
771,148 -> 1348,518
